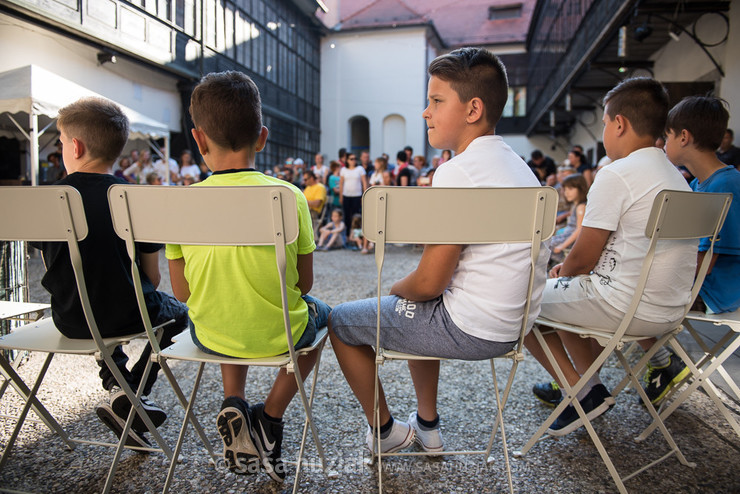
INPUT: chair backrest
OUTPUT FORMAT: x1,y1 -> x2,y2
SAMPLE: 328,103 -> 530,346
618,189 -> 732,337
0,186 -> 113,348
0,186 -> 88,242
362,186 -> 558,352
107,184 -> 300,353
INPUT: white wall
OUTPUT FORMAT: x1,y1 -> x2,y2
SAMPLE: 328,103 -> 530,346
0,13 -> 181,132
652,2 -> 740,132
320,27 -> 431,160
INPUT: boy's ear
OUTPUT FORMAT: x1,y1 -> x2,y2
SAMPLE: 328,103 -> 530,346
679,129 -> 692,147
466,97 -> 485,125
613,114 -> 628,137
71,137 -> 85,160
255,126 -> 269,152
191,127 -> 208,156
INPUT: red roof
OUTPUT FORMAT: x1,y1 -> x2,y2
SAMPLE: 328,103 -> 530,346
326,0 -> 535,47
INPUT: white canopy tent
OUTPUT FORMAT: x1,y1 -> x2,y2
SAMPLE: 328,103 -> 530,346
0,65 -> 171,185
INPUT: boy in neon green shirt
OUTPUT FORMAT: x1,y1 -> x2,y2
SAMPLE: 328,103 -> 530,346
166,71 -> 330,482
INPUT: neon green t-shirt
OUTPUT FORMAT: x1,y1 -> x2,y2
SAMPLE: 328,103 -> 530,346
165,170 -> 316,358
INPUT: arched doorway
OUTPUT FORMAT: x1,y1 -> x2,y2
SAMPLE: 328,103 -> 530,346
382,114 -> 406,157
349,115 -> 369,155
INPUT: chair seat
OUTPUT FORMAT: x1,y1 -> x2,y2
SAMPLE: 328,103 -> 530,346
0,318 -> 141,355
535,316 -> 679,347
0,301 -> 50,320
684,309 -> 740,330
161,327 -> 328,366
382,348 -> 520,361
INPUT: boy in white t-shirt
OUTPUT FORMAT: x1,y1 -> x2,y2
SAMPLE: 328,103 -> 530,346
329,47 -> 548,454
524,78 -> 695,436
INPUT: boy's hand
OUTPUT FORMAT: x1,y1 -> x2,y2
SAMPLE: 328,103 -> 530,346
390,244 -> 462,301
549,263 -> 563,278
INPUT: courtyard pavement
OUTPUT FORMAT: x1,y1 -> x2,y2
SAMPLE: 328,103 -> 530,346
1,246 -> 738,493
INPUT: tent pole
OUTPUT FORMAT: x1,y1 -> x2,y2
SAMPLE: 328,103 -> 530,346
29,113 -> 39,186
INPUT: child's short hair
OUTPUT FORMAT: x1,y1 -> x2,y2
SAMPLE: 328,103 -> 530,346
332,209 -> 343,218
603,77 -> 669,140
145,172 -> 161,185
427,47 -> 508,128
666,96 -> 729,152
57,97 -> 129,163
561,173 -> 589,204
351,213 -> 362,228
190,71 -> 262,151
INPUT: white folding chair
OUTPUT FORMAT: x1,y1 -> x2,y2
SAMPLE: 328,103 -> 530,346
362,186 -> 558,493
108,184 -> 333,494
635,309 -> 740,441
0,185 -> 175,493
515,190 -> 732,494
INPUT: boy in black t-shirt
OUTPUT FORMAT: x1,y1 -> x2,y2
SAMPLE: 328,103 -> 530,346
37,97 -> 188,448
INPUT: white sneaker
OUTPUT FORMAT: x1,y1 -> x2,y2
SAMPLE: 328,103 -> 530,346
365,419 -> 415,454
408,412 -> 443,455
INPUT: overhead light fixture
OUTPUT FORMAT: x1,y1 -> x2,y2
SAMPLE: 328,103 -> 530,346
618,66 -> 628,73
618,26 -> 627,58
97,51 -> 117,65
549,110 -> 556,128
565,92 -> 572,112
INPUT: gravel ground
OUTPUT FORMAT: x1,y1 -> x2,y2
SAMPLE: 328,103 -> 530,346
1,246 -> 739,493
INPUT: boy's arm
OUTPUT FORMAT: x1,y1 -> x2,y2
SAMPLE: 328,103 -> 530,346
296,253 -> 313,295
168,258 -> 191,302
554,226 -> 611,277
390,244 -> 463,301
140,251 -> 161,288
696,251 -> 719,276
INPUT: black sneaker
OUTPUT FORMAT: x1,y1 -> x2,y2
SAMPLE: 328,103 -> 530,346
109,387 -> 167,433
533,381 -> 562,407
250,403 -> 286,482
96,402 -> 152,451
547,384 -> 614,436
217,396 -> 260,475
642,353 -> 690,405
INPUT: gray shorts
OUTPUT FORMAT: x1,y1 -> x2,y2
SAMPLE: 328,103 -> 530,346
330,295 -> 516,360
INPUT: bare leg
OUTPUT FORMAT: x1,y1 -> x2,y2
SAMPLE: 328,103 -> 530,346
221,364 -> 249,398
408,360 -> 440,421
329,324 -> 390,425
264,348 -> 319,418
559,332 -> 601,376
524,329 -> 580,387
639,337 -> 658,352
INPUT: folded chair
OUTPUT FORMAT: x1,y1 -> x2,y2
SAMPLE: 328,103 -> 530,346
635,308 -> 740,441
107,184 -> 332,494
0,185 -> 174,493
362,186 -> 558,493
515,189 -> 732,494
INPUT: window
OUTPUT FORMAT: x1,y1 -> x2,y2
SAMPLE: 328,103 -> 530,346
503,86 -> 527,117
489,3 -> 523,20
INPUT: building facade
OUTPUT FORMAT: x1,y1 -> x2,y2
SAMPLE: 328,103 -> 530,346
0,0 -> 325,179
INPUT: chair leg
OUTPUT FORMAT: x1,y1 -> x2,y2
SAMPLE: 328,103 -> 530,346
685,322 -> 740,401
293,339 -> 331,494
638,335 -> 740,440
614,350 -> 694,473
0,353 -> 74,456
163,361 -> 208,494
290,347 -> 329,494
0,353 -> 65,470
488,358 -> 514,494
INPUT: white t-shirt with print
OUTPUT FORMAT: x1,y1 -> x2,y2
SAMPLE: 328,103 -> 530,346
584,146 -> 696,323
433,135 -> 549,342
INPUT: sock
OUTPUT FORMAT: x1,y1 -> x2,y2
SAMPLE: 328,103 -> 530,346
263,409 -> 283,424
649,347 -> 671,368
378,416 -> 394,439
575,374 -> 603,401
415,412 -> 440,430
